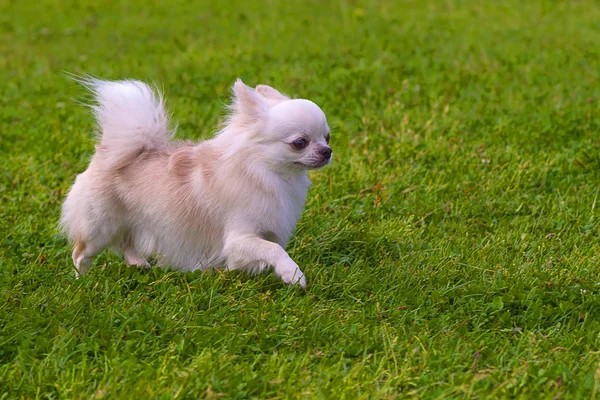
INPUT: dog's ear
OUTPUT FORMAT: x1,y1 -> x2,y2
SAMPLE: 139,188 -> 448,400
230,79 -> 269,123
255,84 -> 289,105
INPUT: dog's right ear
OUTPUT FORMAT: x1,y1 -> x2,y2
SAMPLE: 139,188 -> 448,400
230,79 -> 269,124
255,84 -> 290,105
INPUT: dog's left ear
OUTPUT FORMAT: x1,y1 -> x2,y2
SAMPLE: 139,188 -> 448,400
230,79 -> 269,124
255,84 -> 290,105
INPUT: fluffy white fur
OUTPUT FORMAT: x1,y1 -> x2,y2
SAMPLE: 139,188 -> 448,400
60,77 -> 332,288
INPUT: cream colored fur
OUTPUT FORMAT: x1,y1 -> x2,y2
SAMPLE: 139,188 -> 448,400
60,77 -> 332,288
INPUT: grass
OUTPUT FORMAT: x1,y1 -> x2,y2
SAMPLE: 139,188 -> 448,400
2,0 -> 600,398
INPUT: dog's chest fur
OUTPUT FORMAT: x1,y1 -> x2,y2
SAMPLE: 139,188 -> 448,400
257,173 -> 310,247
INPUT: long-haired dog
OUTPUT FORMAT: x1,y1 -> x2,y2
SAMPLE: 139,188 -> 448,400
60,77 -> 332,288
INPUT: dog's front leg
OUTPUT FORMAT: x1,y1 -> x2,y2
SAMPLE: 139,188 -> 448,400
223,233 -> 307,288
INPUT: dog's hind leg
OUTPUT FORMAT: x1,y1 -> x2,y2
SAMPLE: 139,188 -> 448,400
123,246 -> 150,269
72,240 -> 103,279
121,235 -> 150,269
71,225 -> 119,278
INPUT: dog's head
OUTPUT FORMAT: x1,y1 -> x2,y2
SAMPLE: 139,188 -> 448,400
223,79 -> 332,171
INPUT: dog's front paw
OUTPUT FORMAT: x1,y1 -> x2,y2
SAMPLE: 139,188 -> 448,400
276,258 -> 307,289
294,273 -> 307,289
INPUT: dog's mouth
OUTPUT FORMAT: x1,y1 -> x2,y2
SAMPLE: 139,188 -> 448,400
294,156 -> 332,170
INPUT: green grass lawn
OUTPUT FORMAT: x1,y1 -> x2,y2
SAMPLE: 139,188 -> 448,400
2,0 -> 600,398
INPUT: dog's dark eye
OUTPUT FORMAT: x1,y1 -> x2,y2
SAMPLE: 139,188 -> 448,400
291,138 -> 308,150
325,134 -> 330,144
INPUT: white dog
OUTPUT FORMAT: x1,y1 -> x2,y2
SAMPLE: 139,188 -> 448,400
60,77 -> 332,288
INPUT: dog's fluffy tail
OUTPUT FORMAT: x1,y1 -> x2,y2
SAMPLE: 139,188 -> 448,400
78,77 -> 174,168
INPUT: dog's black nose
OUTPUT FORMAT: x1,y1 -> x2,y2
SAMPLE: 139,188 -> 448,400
319,147 -> 332,158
